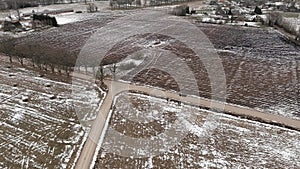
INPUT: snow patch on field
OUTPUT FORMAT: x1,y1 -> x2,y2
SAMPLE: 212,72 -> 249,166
0,63 -> 102,168
95,92 -> 300,168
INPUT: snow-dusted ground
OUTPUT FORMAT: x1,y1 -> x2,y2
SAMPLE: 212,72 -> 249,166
226,21 -> 261,27
0,1 -> 110,21
280,16 -> 300,34
0,60 -> 102,168
54,10 -> 132,25
0,7 -> 299,168
95,92 -> 300,168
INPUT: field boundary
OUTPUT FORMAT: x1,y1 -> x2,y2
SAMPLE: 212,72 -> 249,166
74,76 -> 300,169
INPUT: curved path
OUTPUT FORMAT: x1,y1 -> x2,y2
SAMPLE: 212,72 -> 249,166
75,77 -> 300,169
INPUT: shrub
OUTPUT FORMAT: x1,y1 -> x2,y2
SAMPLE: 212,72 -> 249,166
254,6 -> 262,15
170,5 -> 188,16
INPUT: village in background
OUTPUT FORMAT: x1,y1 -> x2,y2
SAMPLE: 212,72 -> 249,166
0,0 -> 299,39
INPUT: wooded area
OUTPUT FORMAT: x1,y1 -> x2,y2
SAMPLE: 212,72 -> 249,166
0,0 -> 96,10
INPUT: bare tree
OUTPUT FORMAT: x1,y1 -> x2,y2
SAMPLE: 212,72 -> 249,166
96,65 -> 104,83
109,63 -> 117,80
87,3 -> 98,12
267,12 -> 282,26
0,39 -> 16,63
14,44 -> 29,66
11,0 -> 23,21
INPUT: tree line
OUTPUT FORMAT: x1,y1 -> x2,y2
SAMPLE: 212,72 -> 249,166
0,39 -> 112,80
109,0 -> 193,9
2,0 -> 95,9
0,39 -> 76,76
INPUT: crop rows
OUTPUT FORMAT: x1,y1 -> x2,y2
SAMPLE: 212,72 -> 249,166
105,24 -> 300,120
0,59 -> 101,168
94,92 -> 300,168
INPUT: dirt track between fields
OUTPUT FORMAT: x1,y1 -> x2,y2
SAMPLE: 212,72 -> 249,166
74,74 -> 300,169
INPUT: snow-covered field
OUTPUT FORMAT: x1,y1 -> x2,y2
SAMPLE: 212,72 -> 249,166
95,92 -> 300,168
0,6 -> 299,168
0,59 -> 101,168
0,1 -> 110,21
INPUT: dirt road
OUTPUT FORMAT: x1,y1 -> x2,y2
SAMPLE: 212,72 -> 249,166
74,77 -> 300,169
274,25 -> 300,46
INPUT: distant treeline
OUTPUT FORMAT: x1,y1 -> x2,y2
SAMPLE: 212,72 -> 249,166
110,0 -> 193,9
0,0 -> 101,10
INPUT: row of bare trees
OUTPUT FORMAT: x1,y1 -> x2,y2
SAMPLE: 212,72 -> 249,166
0,39 -> 76,75
0,39 -> 113,81
3,0 -> 93,9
